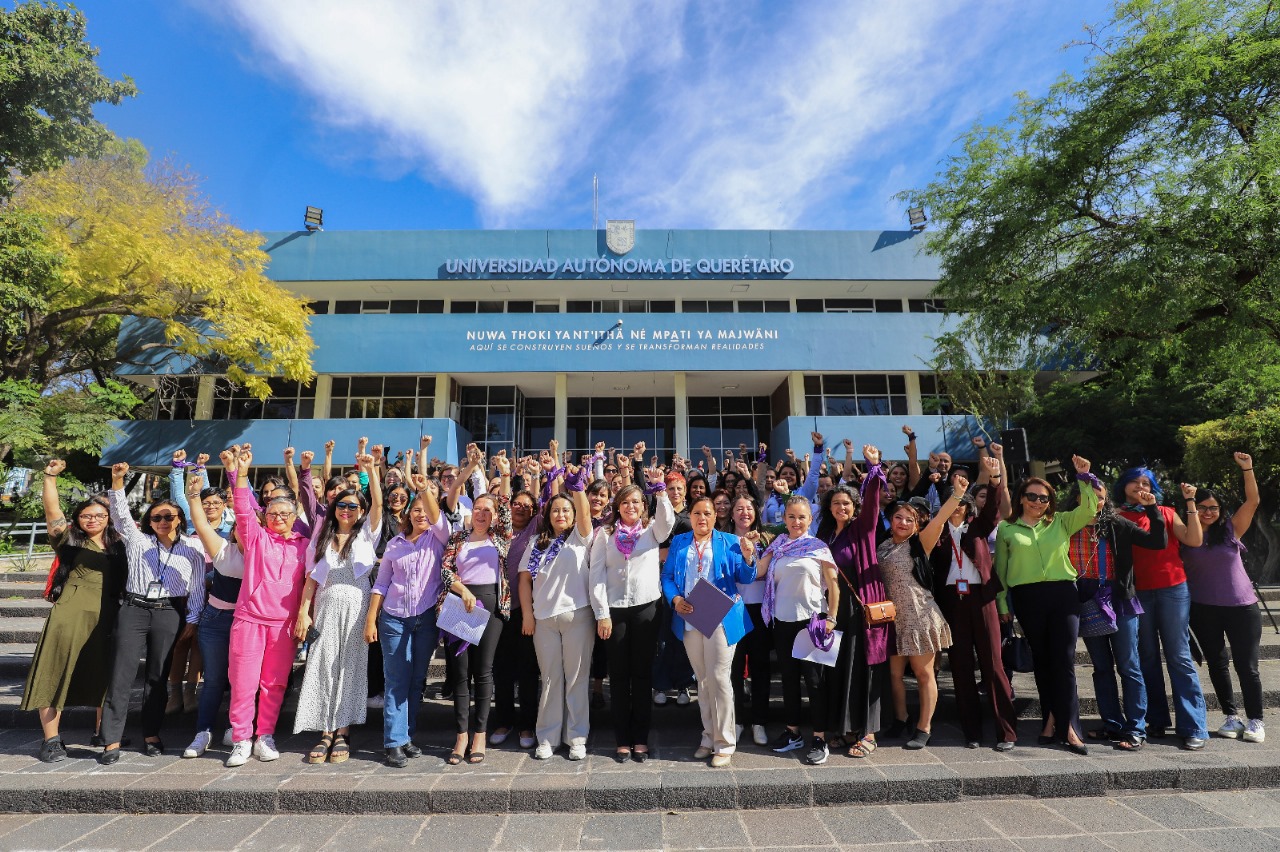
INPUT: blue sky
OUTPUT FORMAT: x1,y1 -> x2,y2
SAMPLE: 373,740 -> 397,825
68,0 -> 1117,234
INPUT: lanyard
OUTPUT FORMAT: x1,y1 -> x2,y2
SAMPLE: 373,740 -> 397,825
153,537 -> 175,584
949,533 -> 965,571
693,538 -> 711,579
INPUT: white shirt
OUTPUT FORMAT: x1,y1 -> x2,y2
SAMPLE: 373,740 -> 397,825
771,553 -> 829,622
519,527 -> 608,621
306,521 -> 379,586
589,497 -> 675,610
944,521 -> 981,586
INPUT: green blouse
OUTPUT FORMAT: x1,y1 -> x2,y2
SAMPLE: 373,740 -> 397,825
994,480 -> 1099,614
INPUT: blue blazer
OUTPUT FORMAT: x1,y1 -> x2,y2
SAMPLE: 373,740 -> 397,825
661,530 -> 756,645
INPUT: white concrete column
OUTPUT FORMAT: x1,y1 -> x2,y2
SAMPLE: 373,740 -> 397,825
674,371 -> 689,457
788,371 -> 806,417
904,372 -> 924,416
311,375 -> 333,419
195,376 -> 215,420
434,373 -> 451,419
554,373 -> 568,449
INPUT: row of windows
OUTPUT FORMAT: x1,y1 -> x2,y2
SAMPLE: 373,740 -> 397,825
309,298 -> 947,315
155,374 -> 952,422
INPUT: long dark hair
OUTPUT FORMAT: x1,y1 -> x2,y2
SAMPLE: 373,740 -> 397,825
63,495 -> 123,550
605,484 -> 649,534
140,499 -> 187,537
535,493 -> 575,549
314,487 -> 369,561
816,483 -> 862,541
712,488 -> 734,532
1194,488 -> 1241,549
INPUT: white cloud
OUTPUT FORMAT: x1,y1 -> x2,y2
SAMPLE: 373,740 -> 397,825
219,0 -> 1114,228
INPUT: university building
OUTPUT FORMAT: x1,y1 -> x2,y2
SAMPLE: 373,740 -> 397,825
104,226 -> 982,469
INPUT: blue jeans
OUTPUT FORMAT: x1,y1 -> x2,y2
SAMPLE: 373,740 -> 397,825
1083,608 -> 1146,737
379,609 -> 439,749
195,607 -> 235,734
1136,582 -> 1208,739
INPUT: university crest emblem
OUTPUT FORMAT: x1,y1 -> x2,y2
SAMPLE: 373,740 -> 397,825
606,220 -> 635,255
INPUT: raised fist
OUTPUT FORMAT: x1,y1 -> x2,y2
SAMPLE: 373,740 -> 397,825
195,453 -> 210,466
1180,482 -> 1197,501
1235,452 -> 1253,470
863,444 -> 881,465
44,459 -> 66,476
1071,454 -> 1091,475
300,450 -> 315,467
1135,490 -> 1157,507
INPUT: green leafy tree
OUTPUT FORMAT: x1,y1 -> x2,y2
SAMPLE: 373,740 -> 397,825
927,331 -> 1037,444
0,0 -> 136,198
904,0 -> 1280,370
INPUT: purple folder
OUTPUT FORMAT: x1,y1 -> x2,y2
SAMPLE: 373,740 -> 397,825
684,578 -> 735,638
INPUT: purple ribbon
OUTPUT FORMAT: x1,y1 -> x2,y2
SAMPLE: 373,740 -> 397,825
564,467 -> 589,492
644,482 -> 667,495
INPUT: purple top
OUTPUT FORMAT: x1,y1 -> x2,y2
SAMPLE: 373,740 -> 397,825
507,523 -> 538,595
373,515 -> 450,618
1182,519 -> 1257,607
455,539 -> 502,586
826,462 -> 890,666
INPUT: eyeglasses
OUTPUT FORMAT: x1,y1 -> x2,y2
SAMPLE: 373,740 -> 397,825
1197,505 -> 1221,514
334,501 -> 361,511
1022,493 -> 1051,504
265,511 -> 295,519
200,500 -> 224,508
149,513 -> 178,523
79,513 -> 109,522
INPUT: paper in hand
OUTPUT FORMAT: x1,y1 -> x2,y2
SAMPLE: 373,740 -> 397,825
792,628 -> 842,667
438,592 -> 490,645
684,578 -> 734,638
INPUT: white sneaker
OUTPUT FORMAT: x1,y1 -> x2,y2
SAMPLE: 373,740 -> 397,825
676,688 -> 692,705
1244,719 -> 1266,743
182,730 -> 211,759
253,735 -> 280,762
222,728 -> 234,748
752,725 -> 768,746
366,693 -> 384,709
534,742 -> 553,760
225,740 -> 252,767
567,743 -> 586,761
653,690 -> 669,706
1217,715 -> 1246,739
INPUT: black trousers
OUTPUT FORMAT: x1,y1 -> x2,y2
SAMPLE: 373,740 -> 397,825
773,617 -> 827,732
493,606 -> 540,732
731,602 -> 773,726
450,585 -> 503,734
605,600 -> 659,746
940,587 -> 1018,743
100,598 -> 185,745
1010,581 -> 1081,741
1190,601 -> 1264,720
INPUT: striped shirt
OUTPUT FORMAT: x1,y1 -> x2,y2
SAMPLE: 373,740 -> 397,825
108,489 -> 206,623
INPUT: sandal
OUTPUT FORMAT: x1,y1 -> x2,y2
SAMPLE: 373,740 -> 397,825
1114,734 -> 1144,751
308,733 -> 335,764
446,752 -> 464,766
847,737 -> 878,758
328,733 -> 350,764
467,750 -> 486,764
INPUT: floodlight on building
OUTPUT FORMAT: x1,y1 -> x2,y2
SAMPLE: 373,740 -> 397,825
907,207 -> 927,230
304,206 -> 324,232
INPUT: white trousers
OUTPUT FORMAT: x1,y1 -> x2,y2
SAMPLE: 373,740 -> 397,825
532,606 -> 596,748
683,625 -> 738,755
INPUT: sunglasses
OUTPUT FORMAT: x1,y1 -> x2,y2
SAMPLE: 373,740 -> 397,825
1022,493 -> 1051,504
149,513 -> 178,523
334,501 -> 361,511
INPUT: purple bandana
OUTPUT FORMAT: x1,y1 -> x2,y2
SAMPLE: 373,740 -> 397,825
527,531 -> 569,580
807,612 -> 835,651
762,534 -> 834,626
614,522 -> 645,559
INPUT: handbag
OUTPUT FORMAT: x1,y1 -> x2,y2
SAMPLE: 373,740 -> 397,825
1078,585 -> 1118,638
1002,619 -> 1035,673
835,565 -> 896,625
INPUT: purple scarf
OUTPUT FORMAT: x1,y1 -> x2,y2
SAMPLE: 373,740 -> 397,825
527,531 -> 569,581
807,612 -> 835,651
761,534 -> 834,626
614,522 -> 645,559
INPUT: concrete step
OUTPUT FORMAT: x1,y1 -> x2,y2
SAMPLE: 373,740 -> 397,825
0,600 -> 49,618
0,582 -> 47,600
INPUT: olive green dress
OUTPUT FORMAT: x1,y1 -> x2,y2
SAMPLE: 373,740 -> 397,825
20,537 -> 125,710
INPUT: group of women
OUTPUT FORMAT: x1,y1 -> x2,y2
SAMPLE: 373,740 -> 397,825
20,432 -> 1267,770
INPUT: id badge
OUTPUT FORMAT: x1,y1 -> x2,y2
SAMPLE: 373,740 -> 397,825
956,579 -> 970,596
145,581 -> 164,600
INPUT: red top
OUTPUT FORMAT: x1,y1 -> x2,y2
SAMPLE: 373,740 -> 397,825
1117,505 -> 1185,591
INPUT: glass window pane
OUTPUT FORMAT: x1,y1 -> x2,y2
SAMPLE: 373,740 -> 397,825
855,375 -> 888,395
875,299 -> 904,313
296,399 -> 314,419
824,397 -> 859,416
796,299 -> 823,313
656,420 -> 676,451
350,376 -> 382,396
451,301 -> 477,313
416,399 -> 434,418
418,376 -> 437,396
565,301 -> 591,313
390,300 -> 417,314
591,397 -> 621,415
330,377 -> 349,396
506,301 -> 533,313
765,300 -> 790,312
488,386 -> 515,405
524,422 -> 555,450
623,397 -> 654,416
687,397 -> 719,415
737,300 -> 764,312
720,396 -> 752,414
382,398 -> 414,418
534,302 -> 560,313
655,397 -> 675,416
857,397 -> 890,416
803,375 -> 821,394
688,425 -> 721,452
565,418 -> 589,449
683,301 -> 707,312
707,301 -> 733,312
649,300 -> 675,312
824,375 -> 855,395
419,300 -> 444,313
890,397 -> 908,416
525,397 -> 554,417
478,301 -> 504,313
460,386 -> 487,405
623,300 -> 647,313
334,300 -> 361,314
330,399 -> 347,418
888,375 -> 906,394
804,397 -> 822,417
383,376 -> 416,397
567,396 -> 589,416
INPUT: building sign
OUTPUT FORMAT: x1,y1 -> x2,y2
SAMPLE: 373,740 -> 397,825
465,320 -> 781,354
442,256 -> 794,279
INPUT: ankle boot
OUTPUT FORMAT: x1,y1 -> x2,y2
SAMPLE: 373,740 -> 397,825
183,682 -> 198,713
164,682 -> 184,715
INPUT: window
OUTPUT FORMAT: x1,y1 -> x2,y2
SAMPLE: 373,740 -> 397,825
564,300 -> 673,313
334,299 -> 442,314
329,376 -> 436,419
307,300 -> 329,315
687,396 -> 773,461
796,299 -> 905,313
155,377 -> 202,421
450,300 -> 556,313
803,374 -> 908,417
919,374 -> 954,415
735,300 -> 791,313
563,397 -> 675,462
681,300 -> 734,312
908,298 -> 948,313
458,385 -> 524,456
210,378 -> 316,420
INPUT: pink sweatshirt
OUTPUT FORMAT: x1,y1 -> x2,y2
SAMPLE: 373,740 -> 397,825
233,487 -> 308,627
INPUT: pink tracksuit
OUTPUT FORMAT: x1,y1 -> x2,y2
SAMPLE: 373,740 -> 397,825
228,487 -> 307,741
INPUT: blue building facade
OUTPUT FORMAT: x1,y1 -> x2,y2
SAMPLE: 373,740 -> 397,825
104,227 -> 981,470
